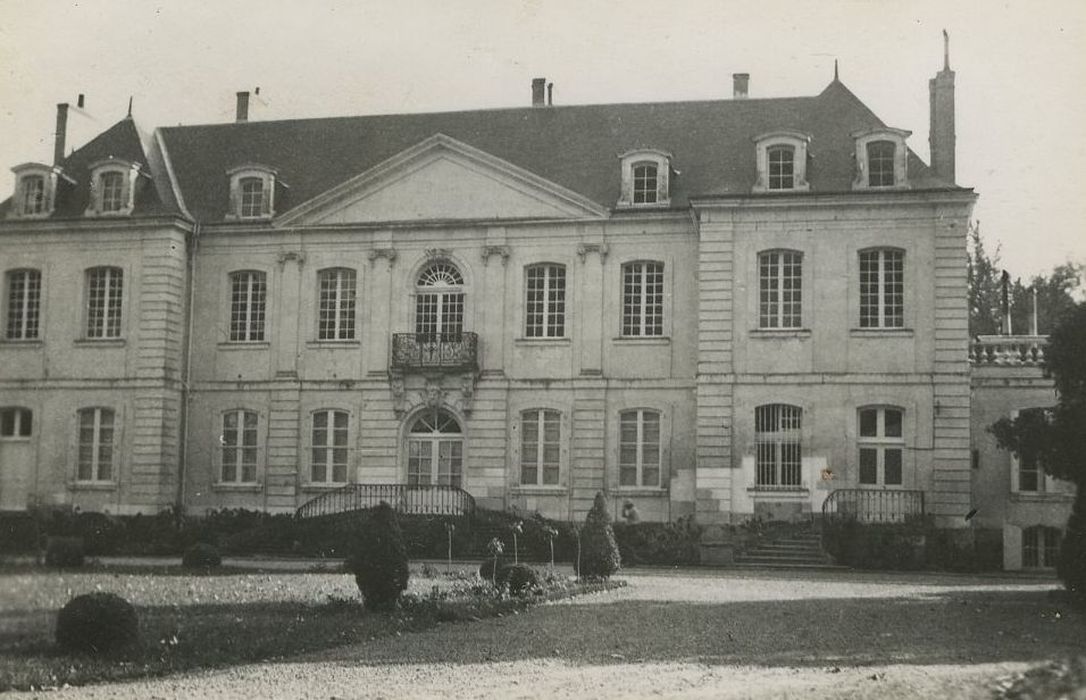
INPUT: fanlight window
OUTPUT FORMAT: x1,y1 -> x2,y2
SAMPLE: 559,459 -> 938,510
417,262 -> 464,288
415,261 -> 465,341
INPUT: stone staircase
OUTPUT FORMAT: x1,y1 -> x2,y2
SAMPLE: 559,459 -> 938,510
733,526 -> 842,569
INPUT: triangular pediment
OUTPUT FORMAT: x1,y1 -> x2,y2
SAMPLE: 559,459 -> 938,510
277,134 -> 608,226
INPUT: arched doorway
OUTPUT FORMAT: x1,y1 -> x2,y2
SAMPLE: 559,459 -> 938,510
415,261 -> 464,341
406,408 -> 463,488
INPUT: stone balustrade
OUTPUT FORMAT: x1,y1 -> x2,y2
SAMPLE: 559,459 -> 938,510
969,335 -> 1048,366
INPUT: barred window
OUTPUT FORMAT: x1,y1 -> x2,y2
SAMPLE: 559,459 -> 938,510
858,407 -> 904,485
229,271 -> 266,342
619,409 -> 661,487
867,141 -> 897,187
86,267 -> 123,339
311,410 -> 349,484
77,407 -> 114,481
525,264 -> 565,338
0,407 -> 33,438
521,409 -> 561,486
221,409 -> 258,483
318,268 -> 357,340
239,177 -> 265,218
5,269 -> 41,340
755,404 -> 802,487
622,261 -> 664,336
758,251 -> 802,328
767,146 -> 795,190
632,163 -> 658,204
859,249 -> 904,328
21,175 -> 46,215
99,172 -> 125,213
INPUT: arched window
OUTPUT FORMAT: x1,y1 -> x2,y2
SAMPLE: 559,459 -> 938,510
758,251 -> 802,328
229,270 -> 267,342
621,261 -> 664,336
406,409 -> 463,487
525,264 -> 565,338
227,165 -> 277,220
521,409 -> 561,485
859,248 -> 904,328
858,406 -> 904,485
755,404 -> 802,487
415,262 -> 465,341
85,266 -> 123,339
5,268 -> 41,340
619,409 -> 660,487
317,268 -> 357,340
311,409 -> 349,484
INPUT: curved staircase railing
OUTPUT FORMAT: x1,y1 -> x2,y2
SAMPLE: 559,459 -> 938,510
296,484 -> 476,520
821,489 -> 925,524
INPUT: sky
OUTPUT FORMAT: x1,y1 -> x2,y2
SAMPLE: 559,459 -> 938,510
1,0 -> 1083,281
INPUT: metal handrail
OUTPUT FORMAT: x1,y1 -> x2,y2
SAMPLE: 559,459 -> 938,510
296,483 -> 476,519
391,332 -> 479,371
821,488 -> 925,524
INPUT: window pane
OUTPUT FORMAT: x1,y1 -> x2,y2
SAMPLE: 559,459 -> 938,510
859,448 -> 878,484
859,409 -> 878,437
0,410 -> 13,436
884,409 -> 903,438
619,465 -> 638,486
884,449 -> 903,485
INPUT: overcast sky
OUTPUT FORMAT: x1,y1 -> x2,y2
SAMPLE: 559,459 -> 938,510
1,0 -> 1083,281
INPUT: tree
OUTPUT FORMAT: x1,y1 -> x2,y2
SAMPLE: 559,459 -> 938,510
576,492 -> 621,579
967,222 -> 1003,336
990,302 -> 1086,605
346,502 -> 410,611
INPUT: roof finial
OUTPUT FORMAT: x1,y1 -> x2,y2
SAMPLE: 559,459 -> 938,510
833,59 -> 839,81
943,29 -> 950,70
127,96 -> 133,118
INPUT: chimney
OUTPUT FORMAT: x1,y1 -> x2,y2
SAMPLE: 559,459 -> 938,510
54,102 -> 69,165
547,82 -> 553,106
236,91 -> 250,122
733,73 -> 749,99
531,78 -> 546,107
929,30 -> 956,183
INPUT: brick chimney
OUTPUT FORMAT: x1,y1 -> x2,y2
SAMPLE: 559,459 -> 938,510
236,91 -> 250,122
733,73 -> 749,99
532,78 -> 546,107
929,30 -> 956,183
54,103 -> 69,165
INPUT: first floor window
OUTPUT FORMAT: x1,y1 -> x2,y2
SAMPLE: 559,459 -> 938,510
5,269 -> 41,340
1022,526 -> 1062,568
755,404 -> 802,487
86,266 -> 123,338
758,251 -> 802,328
858,407 -> 904,485
622,261 -> 664,336
619,409 -> 661,487
221,410 -> 258,483
0,407 -> 32,438
77,408 -> 114,481
229,271 -> 266,342
311,410 -> 349,484
859,249 -> 904,328
318,268 -> 357,340
521,409 -> 561,486
525,264 -> 565,338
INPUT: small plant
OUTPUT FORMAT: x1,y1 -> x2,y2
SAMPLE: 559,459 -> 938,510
485,537 -> 504,585
44,536 -> 85,568
445,521 -> 456,573
181,542 -> 222,570
345,502 -> 410,612
510,521 -> 523,564
542,525 -> 558,568
55,592 -> 139,656
496,563 -> 542,596
576,492 -> 621,580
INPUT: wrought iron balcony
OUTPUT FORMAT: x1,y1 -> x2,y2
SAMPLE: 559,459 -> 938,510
391,332 -> 478,372
821,488 -> 925,524
969,335 -> 1048,367
296,483 -> 476,519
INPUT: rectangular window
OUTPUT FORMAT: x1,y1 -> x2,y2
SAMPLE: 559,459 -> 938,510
311,410 -> 349,484
221,410 -> 258,483
99,172 -> 125,212
86,267 -> 123,339
755,404 -> 802,487
77,408 -> 114,481
633,163 -> 658,204
758,251 -> 802,328
21,175 -> 46,215
520,409 -> 561,486
240,177 -> 265,218
622,262 -> 664,336
5,269 -> 41,340
0,408 -> 33,438
318,268 -> 357,341
867,141 -> 897,187
525,265 -> 566,338
858,407 -> 905,486
229,271 -> 267,342
619,409 -> 661,487
768,146 -> 795,190
859,249 -> 904,328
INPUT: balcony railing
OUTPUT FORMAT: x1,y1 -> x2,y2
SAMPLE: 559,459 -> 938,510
391,333 -> 478,371
970,335 -> 1048,367
296,483 -> 476,520
821,489 -> 925,524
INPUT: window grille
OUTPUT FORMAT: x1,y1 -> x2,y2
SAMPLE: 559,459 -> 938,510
755,404 -> 802,487
525,265 -> 566,338
5,269 -> 41,340
622,262 -> 664,336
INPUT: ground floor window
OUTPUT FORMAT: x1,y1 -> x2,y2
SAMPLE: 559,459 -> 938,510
311,409 -> 349,484
221,409 -> 258,483
858,406 -> 904,485
77,407 -> 114,481
407,409 -> 463,487
1022,525 -> 1062,568
520,409 -> 560,486
755,404 -> 802,487
0,407 -> 32,438
619,409 -> 660,487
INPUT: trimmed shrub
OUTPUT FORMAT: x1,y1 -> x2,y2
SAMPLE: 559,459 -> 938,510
44,536 -> 85,568
613,516 -> 702,566
346,502 -> 410,611
55,592 -> 139,655
576,492 -> 621,579
1058,487 -> 1086,608
181,542 -> 223,570
497,563 -> 543,595
821,518 -> 929,571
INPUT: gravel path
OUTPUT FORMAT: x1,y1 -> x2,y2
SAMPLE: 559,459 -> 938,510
9,569 -> 1080,699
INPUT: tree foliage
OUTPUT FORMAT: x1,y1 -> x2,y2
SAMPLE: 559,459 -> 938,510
576,492 -> 621,579
346,502 -> 410,611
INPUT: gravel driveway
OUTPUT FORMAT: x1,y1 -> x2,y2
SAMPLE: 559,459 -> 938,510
10,569 -> 1081,699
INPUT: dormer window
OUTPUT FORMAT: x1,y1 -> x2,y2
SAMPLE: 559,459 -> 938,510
752,131 -> 810,193
86,159 -> 140,217
852,128 -> 910,190
9,163 -> 63,218
227,165 -> 277,221
618,150 -> 670,208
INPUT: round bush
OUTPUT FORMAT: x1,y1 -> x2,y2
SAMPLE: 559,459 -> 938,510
576,492 -> 621,579
55,592 -> 139,655
181,542 -> 222,570
496,563 -> 542,595
346,502 -> 410,611
44,536 -> 85,568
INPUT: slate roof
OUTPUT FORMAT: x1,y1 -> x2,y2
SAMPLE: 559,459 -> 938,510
4,80 -> 964,223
